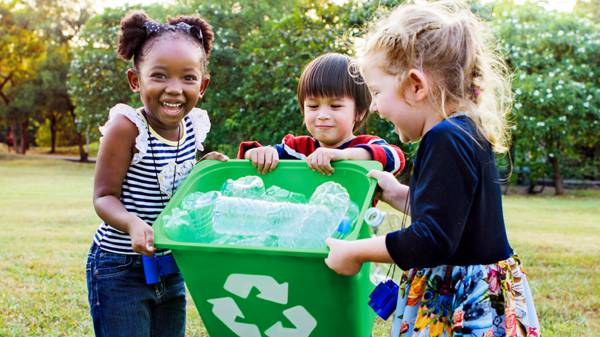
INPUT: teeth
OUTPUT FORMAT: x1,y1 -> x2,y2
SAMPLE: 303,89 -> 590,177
162,102 -> 182,108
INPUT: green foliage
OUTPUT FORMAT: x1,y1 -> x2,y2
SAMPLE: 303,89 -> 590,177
492,2 -> 600,181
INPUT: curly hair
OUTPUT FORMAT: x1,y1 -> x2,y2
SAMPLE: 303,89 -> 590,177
117,11 -> 214,72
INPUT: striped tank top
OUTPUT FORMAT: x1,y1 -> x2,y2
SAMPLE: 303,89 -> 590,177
93,104 -> 211,255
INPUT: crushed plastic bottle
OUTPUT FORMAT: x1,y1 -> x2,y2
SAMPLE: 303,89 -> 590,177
264,185 -> 307,203
164,176 -> 360,248
309,182 -> 351,219
221,176 -> 265,199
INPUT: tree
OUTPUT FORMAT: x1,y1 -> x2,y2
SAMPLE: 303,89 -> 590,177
493,2 -> 600,194
31,0 -> 92,158
0,1 -> 46,154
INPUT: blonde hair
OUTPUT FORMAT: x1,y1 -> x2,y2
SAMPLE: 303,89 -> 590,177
358,0 -> 512,153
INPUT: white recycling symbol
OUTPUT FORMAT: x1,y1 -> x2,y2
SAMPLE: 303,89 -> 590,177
207,273 -> 317,337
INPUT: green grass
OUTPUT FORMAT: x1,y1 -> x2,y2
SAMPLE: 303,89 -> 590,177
0,156 -> 598,336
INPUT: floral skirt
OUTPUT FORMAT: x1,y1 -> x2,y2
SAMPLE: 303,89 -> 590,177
389,256 -> 540,337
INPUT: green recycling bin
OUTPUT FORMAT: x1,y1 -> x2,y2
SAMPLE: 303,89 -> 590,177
153,160 -> 380,337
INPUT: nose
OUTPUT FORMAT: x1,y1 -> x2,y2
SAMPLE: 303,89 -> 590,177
316,107 -> 331,120
165,79 -> 183,95
369,101 -> 377,112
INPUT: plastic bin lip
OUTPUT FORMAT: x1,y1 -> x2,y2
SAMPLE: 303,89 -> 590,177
154,159 -> 381,255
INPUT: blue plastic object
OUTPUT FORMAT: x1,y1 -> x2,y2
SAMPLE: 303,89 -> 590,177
142,254 -> 180,285
332,217 -> 353,239
368,279 -> 399,320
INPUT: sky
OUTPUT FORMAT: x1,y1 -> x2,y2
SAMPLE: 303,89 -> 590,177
93,0 -> 578,13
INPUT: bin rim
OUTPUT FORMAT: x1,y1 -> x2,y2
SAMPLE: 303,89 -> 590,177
154,159 -> 382,257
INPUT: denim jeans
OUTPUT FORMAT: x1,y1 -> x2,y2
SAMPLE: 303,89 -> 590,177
86,243 -> 186,337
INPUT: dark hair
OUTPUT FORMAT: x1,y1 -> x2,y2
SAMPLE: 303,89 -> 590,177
297,53 -> 372,131
117,11 -> 214,70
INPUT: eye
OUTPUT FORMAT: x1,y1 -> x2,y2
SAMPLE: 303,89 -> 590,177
306,104 -> 319,109
151,72 -> 166,80
331,104 -> 342,109
184,75 -> 198,81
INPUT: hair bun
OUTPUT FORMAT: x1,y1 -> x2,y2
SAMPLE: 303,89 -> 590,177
118,11 -> 154,60
168,15 -> 214,56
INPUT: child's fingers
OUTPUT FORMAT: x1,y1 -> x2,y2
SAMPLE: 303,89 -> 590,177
249,151 -> 259,168
145,229 -> 155,256
367,169 -> 385,180
257,153 -> 267,174
307,155 -> 316,171
267,151 -> 279,172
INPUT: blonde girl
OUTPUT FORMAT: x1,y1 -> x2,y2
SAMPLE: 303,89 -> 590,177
325,1 -> 540,336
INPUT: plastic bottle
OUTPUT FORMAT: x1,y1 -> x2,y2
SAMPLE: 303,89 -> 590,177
221,176 -> 265,199
212,196 -> 337,237
264,185 -> 307,203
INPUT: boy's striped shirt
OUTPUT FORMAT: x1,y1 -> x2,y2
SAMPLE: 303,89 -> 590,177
238,134 -> 405,176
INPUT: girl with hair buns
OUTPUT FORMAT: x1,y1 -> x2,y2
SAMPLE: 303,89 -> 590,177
325,1 -> 540,336
86,10 -> 227,336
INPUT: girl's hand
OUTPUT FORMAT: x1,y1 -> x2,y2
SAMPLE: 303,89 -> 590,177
367,170 -> 410,214
324,238 -> 363,276
307,148 -> 342,175
245,147 -> 279,174
200,151 -> 229,161
367,169 -> 403,203
129,218 -> 155,256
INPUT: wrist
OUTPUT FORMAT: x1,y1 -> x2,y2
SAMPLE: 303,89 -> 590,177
125,214 -> 143,232
335,148 -> 348,160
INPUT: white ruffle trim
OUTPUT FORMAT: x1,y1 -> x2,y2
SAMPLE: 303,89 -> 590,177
99,105 -> 211,164
187,107 -> 211,152
99,104 -> 149,164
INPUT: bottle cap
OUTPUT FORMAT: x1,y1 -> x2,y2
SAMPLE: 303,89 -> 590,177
336,218 -> 352,236
364,207 -> 385,229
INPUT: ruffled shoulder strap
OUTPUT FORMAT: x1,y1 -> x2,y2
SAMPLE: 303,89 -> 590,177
98,103 -> 149,164
187,107 -> 211,151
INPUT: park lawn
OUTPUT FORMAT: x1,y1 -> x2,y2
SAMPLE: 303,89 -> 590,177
0,156 -> 598,337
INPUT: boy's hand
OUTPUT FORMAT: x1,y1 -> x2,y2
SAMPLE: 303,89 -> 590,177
324,238 -> 362,276
307,148 -> 343,175
200,151 -> 229,161
129,218 -> 155,256
245,147 -> 279,174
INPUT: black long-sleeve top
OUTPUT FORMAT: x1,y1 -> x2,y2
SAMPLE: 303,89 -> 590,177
385,115 -> 513,270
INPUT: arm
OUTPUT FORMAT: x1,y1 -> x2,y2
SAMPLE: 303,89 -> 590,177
353,137 -> 406,175
326,127 -> 479,274
384,130 -> 478,270
306,147 -> 371,175
325,236 -> 393,276
93,114 -> 155,256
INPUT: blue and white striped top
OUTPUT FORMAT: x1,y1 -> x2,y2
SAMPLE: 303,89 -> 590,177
93,104 -> 211,255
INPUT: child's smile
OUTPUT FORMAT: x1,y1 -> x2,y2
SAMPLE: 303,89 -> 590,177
129,35 -> 209,133
304,96 -> 356,148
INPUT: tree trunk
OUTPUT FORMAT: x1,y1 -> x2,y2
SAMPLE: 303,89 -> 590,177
49,115 -> 57,153
77,131 -> 88,162
549,156 -> 564,195
19,120 -> 28,154
69,107 -> 88,162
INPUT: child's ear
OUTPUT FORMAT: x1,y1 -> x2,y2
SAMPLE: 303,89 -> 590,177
198,77 -> 210,98
127,68 -> 140,93
406,69 -> 429,103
